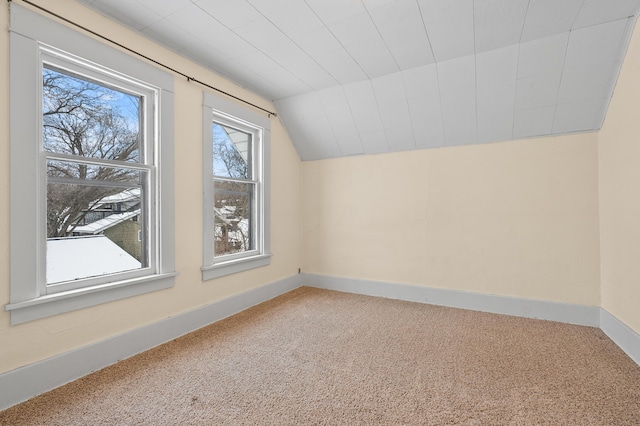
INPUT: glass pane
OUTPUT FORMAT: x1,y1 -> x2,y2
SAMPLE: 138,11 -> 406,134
214,180 -> 254,256
43,66 -> 142,163
213,122 -> 251,179
46,169 -> 147,284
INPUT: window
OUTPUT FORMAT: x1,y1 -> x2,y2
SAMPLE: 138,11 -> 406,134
43,63 -> 151,289
6,4 -> 176,324
202,92 -> 271,280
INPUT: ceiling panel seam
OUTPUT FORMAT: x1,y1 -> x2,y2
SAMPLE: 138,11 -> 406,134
317,91 -> 344,158
302,0 -> 370,80
415,0 -> 436,64
361,0 -> 400,71
550,27 -> 575,133
517,0 -> 532,44
341,85 -> 366,156
399,72 -> 417,151
511,43 -> 522,139
191,1 -> 314,95
569,0 -> 588,30
244,2 -> 342,89
435,62 -> 448,145
368,79 -> 392,153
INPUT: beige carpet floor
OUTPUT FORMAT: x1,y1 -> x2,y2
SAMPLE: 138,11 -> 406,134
1,286 -> 640,425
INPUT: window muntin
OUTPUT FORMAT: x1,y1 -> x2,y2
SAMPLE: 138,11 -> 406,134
202,92 -> 271,280
214,180 -> 254,256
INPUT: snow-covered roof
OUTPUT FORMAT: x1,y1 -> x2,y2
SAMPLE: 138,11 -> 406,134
47,235 -> 141,284
98,188 -> 140,205
74,209 -> 140,234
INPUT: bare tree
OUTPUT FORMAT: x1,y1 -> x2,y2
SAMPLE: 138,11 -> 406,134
43,68 -> 141,237
214,134 -> 247,179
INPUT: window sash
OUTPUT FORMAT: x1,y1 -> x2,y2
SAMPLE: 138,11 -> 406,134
213,178 -> 258,258
45,175 -> 151,293
211,114 -> 263,262
38,46 -> 159,294
212,121 -> 253,180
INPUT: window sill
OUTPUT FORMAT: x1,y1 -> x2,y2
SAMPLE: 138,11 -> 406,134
5,273 -> 178,325
202,253 -> 271,281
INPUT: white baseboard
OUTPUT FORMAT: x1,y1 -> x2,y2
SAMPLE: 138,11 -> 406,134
4,273 -> 640,412
303,275 -> 640,367
0,274 -> 302,411
302,273 -> 600,327
600,308 -> 640,366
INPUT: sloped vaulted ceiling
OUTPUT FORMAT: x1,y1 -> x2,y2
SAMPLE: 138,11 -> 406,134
78,0 -> 640,160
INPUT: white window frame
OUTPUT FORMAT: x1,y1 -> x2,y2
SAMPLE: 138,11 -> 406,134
202,92 -> 271,280
6,4 -> 176,325
41,50 -> 157,293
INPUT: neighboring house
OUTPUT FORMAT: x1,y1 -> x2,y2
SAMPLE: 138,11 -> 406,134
73,209 -> 142,261
47,235 -> 141,284
75,188 -> 141,226
69,188 -> 143,261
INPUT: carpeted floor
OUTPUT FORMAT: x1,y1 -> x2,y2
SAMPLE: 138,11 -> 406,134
1,286 -> 640,425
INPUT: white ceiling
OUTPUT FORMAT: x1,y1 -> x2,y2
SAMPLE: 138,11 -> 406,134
78,0 -> 640,160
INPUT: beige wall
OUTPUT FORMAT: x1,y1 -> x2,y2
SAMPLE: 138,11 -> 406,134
0,1 -> 302,373
303,134 -> 601,306
599,16 -> 640,334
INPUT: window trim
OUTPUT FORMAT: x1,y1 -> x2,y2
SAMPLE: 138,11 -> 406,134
6,4 -> 176,325
202,92 -> 271,281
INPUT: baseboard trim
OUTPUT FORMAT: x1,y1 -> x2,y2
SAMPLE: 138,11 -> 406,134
600,308 -> 640,366
302,273 -> 600,327
6,274 -> 640,412
0,274 -> 302,411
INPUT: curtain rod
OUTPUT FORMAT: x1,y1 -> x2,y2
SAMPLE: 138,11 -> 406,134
9,0 -> 278,118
